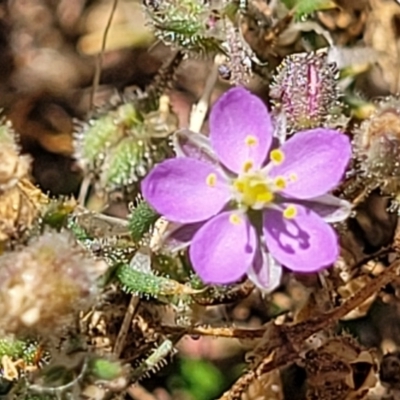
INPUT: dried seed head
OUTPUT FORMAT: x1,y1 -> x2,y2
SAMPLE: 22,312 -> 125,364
0,147 -> 31,192
270,51 -> 340,133
0,179 -> 48,243
353,97 -> 400,194
0,120 -> 31,192
0,119 -> 19,151
0,119 -> 47,242
0,146 -> 31,192
0,230 -> 107,336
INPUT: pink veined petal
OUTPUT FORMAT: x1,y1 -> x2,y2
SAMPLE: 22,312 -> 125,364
141,158 -> 230,224
269,128 -> 351,199
263,204 -> 339,273
172,129 -> 218,165
210,87 -> 273,173
189,211 -> 257,284
159,221 -> 204,254
293,194 -> 353,223
247,245 -> 282,292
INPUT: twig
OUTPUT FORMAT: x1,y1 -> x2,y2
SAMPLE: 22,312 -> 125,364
218,259 -> 400,400
352,186 -> 372,207
77,175 -> 91,207
160,324 -> 264,339
113,295 -> 140,357
146,50 -> 184,100
351,246 -> 393,271
28,357 -> 88,395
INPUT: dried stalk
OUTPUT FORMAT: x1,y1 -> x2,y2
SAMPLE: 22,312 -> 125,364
218,259 -> 400,400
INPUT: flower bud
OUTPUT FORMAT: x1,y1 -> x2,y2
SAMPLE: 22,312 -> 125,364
74,98 -> 175,194
143,0 -> 225,55
270,51 -> 340,133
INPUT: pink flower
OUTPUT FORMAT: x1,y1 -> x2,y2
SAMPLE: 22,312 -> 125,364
142,88 -> 351,289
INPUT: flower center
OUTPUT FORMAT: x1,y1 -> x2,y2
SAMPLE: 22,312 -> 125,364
233,170 -> 287,209
234,172 -> 273,207
232,149 -> 289,210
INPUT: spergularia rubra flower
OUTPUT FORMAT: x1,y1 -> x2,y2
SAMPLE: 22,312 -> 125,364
142,87 -> 352,289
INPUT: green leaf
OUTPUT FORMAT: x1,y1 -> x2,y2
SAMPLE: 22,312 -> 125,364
170,358 -> 224,400
116,260 -> 200,298
281,0 -> 336,18
42,198 -> 76,231
0,338 -> 41,365
128,199 -> 160,242
89,358 -> 124,381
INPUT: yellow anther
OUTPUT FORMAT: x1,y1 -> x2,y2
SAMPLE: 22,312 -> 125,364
245,135 -> 258,147
274,176 -> 286,190
206,173 -> 217,187
229,213 -> 242,225
270,149 -> 285,165
242,160 -> 254,173
283,205 -> 297,219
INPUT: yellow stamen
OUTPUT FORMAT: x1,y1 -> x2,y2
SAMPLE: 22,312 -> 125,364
257,191 -> 274,203
229,213 -> 242,225
206,173 -> 217,187
234,175 -> 274,206
283,205 -> 297,219
234,180 -> 244,193
245,135 -> 258,147
270,149 -> 285,165
242,160 -> 254,173
274,176 -> 286,190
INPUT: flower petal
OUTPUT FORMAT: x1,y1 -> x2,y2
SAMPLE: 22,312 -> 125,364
130,246 -> 152,274
269,128 -> 351,199
142,158 -> 230,223
247,246 -> 282,292
210,87 -> 273,173
190,211 -> 257,284
172,129 -> 218,165
294,194 -> 353,223
263,204 -> 339,272
158,221 -> 204,253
